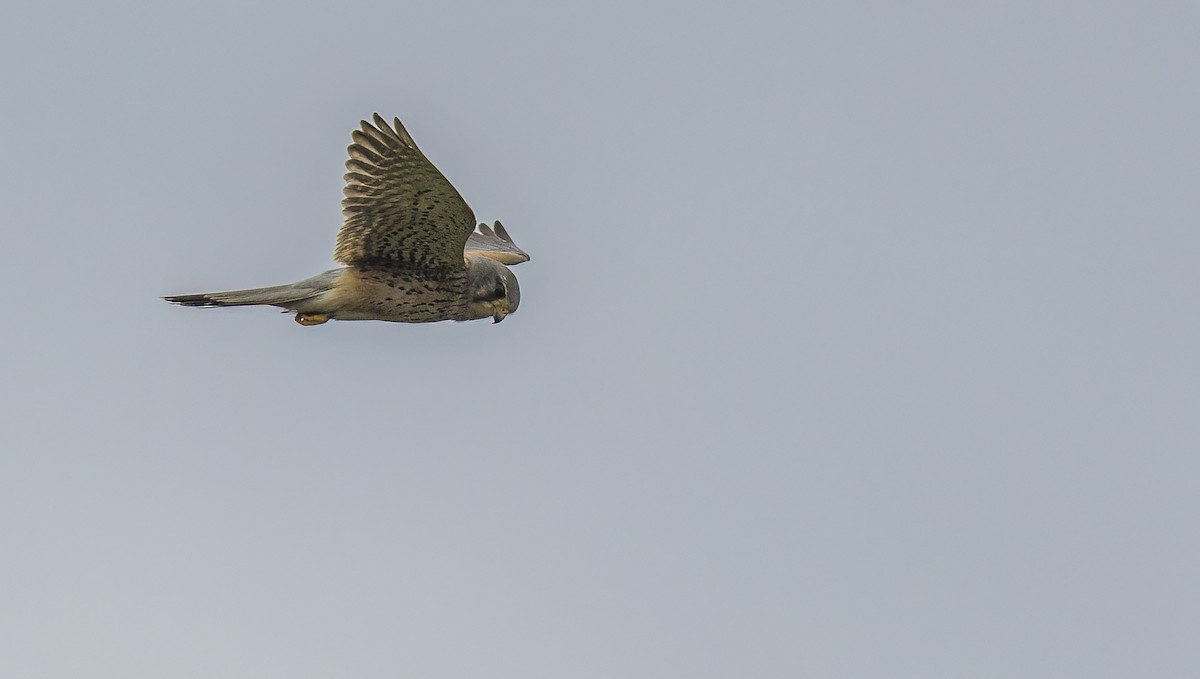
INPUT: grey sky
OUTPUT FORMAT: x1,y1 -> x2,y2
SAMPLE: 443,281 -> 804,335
2,1 -> 1198,677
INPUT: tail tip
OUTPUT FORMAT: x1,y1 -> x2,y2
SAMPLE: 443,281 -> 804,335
163,294 -> 226,307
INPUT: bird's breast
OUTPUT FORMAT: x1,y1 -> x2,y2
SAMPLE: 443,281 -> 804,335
326,267 -> 470,322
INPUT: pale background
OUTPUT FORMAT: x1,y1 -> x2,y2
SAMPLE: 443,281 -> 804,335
2,2 -> 1198,677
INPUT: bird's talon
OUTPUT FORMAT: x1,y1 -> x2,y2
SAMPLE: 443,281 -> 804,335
295,313 -> 329,326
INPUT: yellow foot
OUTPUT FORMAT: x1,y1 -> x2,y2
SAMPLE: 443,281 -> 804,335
295,313 -> 330,326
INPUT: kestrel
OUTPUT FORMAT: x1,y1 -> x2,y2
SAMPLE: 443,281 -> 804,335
165,114 -> 529,325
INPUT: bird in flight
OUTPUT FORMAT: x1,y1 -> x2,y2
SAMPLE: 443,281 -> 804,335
165,113 -> 529,325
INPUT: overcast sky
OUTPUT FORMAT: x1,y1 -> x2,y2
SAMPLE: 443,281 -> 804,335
2,1 -> 1198,677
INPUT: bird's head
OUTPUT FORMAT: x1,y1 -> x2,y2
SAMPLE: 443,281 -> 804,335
465,256 -> 521,323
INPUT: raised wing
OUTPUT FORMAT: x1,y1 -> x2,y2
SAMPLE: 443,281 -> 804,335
335,114 -> 475,271
464,221 -> 530,265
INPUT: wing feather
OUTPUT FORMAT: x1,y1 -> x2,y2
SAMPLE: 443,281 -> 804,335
334,113 -> 476,270
464,220 -> 530,265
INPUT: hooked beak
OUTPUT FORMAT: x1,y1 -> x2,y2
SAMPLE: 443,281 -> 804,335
492,299 -> 510,324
